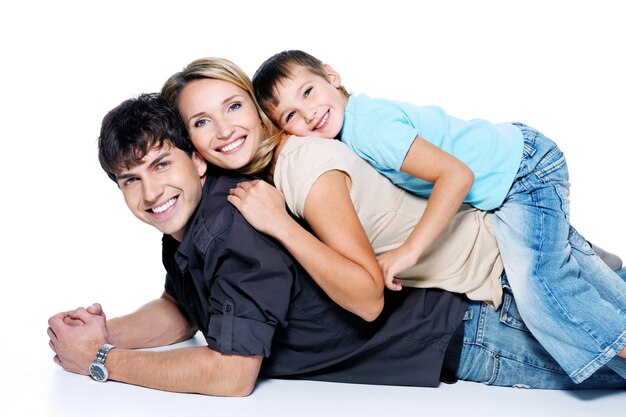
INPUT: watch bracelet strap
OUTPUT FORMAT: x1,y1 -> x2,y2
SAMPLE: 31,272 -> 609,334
94,343 -> 115,364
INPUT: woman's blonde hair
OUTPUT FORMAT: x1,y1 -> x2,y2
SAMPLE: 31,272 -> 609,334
161,57 -> 281,175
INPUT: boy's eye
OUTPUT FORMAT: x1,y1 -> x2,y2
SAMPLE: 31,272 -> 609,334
303,86 -> 313,98
285,111 -> 295,123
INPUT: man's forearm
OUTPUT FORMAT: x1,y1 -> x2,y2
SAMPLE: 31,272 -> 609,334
105,346 -> 262,396
107,293 -> 197,349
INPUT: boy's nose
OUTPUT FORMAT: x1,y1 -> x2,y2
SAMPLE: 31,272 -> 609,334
305,109 -> 317,124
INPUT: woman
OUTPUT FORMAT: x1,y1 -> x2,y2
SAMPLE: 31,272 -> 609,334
161,58 -> 626,383
161,58 -> 505,318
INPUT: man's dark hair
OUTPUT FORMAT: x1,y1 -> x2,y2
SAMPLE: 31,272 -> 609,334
98,93 -> 194,182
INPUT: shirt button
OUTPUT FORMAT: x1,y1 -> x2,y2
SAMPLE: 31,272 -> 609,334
224,304 -> 232,313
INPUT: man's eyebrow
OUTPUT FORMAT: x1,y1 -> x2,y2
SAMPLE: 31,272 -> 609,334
186,94 -> 242,124
115,152 -> 172,181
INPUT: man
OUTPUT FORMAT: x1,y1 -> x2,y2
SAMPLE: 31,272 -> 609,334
47,94 -> 625,396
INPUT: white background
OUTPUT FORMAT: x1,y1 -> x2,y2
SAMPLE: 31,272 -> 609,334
1,1 -> 624,415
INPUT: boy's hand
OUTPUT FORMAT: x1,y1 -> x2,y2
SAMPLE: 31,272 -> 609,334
377,245 -> 420,291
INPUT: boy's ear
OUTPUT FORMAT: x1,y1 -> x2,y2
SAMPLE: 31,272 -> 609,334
192,151 -> 208,177
323,64 -> 342,88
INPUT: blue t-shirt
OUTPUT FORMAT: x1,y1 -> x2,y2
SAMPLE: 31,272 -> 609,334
339,94 -> 524,210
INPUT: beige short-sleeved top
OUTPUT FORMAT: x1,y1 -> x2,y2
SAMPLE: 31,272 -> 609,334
274,136 -> 504,308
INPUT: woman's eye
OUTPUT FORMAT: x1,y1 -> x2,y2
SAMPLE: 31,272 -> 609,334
194,119 -> 207,128
303,87 -> 312,98
228,103 -> 242,112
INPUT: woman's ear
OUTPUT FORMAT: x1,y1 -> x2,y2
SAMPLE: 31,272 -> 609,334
323,64 -> 342,88
192,151 -> 208,177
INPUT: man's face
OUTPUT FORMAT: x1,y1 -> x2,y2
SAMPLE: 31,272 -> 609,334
267,65 -> 348,139
116,143 -> 206,241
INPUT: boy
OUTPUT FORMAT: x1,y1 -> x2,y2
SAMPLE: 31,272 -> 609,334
47,93 -> 626,395
251,50 -> 626,384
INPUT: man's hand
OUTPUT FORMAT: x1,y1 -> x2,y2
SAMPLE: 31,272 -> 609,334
61,303 -> 106,326
47,304 -> 109,375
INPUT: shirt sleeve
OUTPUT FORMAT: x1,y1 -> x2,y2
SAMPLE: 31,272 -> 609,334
351,101 -> 419,171
275,138 -> 352,218
199,214 -> 298,357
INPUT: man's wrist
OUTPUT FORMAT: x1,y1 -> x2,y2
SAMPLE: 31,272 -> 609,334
89,343 -> 115,382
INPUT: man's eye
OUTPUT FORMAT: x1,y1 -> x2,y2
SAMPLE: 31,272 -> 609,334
303,87 -> 313,98
285,111 -> 295,123
123,178 -> 137,187
156,162 -> 169,170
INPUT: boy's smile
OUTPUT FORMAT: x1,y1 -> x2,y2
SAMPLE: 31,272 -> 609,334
268,65 -> 348,139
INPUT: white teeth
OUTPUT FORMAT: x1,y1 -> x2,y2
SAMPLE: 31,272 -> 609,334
152,197 -> 176,214
218,138 -> 245,152
316,112 -> 329,129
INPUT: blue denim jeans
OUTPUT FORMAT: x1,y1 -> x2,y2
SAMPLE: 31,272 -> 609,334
491,123 -> 626,383
457,272 -> 626,389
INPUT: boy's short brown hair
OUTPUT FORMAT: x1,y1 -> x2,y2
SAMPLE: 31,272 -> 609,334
252,50 -> 348,116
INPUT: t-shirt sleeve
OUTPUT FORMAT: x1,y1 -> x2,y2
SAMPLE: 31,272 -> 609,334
201,215 -> 297,357
275,138 -> 352,218
350,102 -> 419,171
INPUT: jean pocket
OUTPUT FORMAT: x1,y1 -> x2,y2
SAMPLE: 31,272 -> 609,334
498,290 -> 530,333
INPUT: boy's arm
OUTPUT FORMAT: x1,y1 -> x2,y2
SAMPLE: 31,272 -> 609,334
48,305 -> 261,396
378,135 -> 474,288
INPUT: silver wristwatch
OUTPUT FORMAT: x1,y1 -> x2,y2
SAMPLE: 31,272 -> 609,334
89,343 -> 115,382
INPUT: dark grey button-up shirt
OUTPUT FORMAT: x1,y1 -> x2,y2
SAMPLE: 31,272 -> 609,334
164,173 -> 467,387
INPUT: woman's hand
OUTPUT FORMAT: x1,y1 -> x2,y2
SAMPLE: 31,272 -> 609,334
227,179 -> 291,237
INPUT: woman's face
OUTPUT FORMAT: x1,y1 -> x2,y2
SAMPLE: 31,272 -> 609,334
177,78 -> 264,170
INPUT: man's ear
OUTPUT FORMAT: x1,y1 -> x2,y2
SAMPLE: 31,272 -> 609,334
192,151 -> 208,177
323,64 -> 342,88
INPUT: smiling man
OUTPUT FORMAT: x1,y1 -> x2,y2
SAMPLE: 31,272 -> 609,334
47,93 -> 626,396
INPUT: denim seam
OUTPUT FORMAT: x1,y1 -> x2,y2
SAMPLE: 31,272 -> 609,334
571,330 -> 626,384
487,352 -> 500,385
534,151 -> 566,180
475,303 -> 489,344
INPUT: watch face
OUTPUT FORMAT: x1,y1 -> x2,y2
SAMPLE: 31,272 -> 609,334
89,362 -> 108,382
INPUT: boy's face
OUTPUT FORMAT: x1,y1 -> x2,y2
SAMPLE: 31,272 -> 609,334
267,65 -> 348,139
116,143 -> 207,241
177,78 -> 264,171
